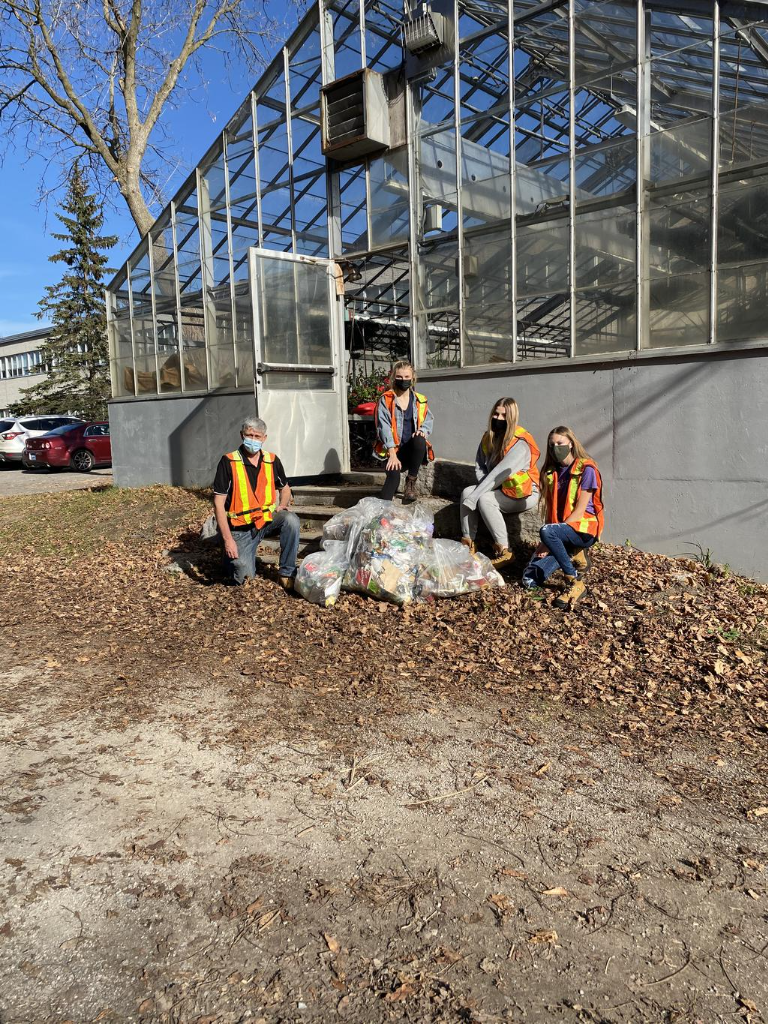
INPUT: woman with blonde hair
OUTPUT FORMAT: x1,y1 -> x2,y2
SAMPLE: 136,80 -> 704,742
460,397 -> 540,568
373,359 -> 434,504
521,425 -> 605,610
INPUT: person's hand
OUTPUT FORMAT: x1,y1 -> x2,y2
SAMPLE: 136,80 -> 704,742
224,537 -> 239,560
386,451 -> 401,471
534,543 -> 549,559
415,429 -> 427,438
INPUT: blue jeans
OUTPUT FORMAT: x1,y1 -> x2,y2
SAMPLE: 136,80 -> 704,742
226,510 -> 300,584
522,523 -> 595,588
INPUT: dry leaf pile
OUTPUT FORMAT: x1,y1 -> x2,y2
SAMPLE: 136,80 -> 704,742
1,485 -> 766,752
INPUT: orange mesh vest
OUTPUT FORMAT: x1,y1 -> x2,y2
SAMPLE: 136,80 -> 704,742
482,427 -> 541,499
225,449 -> 277,529
544,457 -> 605,538
373,390 -> 435,462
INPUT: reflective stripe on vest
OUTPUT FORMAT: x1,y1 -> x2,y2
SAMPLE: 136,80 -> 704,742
544,457 -> 605,538
373,390 -> 435,462
225,449 -> 277,529
482,427 -> 541,499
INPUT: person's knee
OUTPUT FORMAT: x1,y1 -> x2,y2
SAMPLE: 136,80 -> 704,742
540,523 -> 555,540
279,511 -> 301,536
460,485 -> 475,503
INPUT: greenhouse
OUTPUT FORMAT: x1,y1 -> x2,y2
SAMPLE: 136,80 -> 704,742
107,0 -> 768,578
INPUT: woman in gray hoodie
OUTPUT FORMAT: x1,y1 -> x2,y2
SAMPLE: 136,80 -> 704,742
459,397 -> 541,568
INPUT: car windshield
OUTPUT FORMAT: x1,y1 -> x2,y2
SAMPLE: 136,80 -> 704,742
47,423 -> 83,435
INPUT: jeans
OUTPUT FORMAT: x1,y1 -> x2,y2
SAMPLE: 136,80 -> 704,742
379,435 -> 428,500
225,510 -> 301,584
460,487 -> 538,548
521,523 -> 595,587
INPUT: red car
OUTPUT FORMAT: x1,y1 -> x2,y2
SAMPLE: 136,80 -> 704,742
24,421 -> 111,472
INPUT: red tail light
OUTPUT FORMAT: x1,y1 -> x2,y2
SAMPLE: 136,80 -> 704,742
2,431 -> 23,441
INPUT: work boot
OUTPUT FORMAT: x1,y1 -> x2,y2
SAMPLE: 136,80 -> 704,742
460,536 -> 476,555
571,548 -> 592,572
553,575 -> 585,610
278,575 -> 295,592
403,476 -> 418,504
491,544 -> 514,568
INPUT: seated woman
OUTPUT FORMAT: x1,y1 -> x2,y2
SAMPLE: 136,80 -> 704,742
373,360 -> 434,504
521,425 -> 605,610
460,397 -> 540,568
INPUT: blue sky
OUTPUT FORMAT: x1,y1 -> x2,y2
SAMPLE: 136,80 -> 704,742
0,1 -> 302,338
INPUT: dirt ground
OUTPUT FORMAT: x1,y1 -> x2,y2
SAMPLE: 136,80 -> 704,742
1,486 -> 767,1024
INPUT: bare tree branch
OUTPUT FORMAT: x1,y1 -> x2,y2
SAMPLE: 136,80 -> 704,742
0,0 -> 288,236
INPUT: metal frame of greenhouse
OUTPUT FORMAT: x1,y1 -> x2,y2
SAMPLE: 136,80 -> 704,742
106,0 -> 768,578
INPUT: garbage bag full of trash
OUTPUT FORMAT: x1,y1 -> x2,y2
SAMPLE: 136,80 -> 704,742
295,542 -> 349,607
344,502 -> 435,605
418,538 -> 505,600
322,497 -> 391,553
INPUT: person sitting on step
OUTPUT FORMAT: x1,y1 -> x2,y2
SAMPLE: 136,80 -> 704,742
212,416 -> 300,590
460,397 -> 541,569
520,425 -> 605,610
373,360 -> 434,505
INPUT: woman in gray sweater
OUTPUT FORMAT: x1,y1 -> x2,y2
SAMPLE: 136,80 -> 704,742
460,398 -> 541,568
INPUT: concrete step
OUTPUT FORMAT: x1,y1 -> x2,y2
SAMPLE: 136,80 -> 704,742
291,483 -> 382,508
340,470 -> 386,486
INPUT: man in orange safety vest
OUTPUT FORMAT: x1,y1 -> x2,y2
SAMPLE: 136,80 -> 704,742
212,416 -> 300,590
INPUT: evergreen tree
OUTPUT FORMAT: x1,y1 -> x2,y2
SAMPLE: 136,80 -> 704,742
12,165 -> 117,420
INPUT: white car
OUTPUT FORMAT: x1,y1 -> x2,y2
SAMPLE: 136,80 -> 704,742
0,415 -> 85,464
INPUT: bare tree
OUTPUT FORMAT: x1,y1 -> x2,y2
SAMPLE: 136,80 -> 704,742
0,0 -> 286,236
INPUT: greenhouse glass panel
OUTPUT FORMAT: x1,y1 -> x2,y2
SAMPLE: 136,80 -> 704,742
717,173 -> 768,345
463,231 -> 513,366
369,148 -> 410,249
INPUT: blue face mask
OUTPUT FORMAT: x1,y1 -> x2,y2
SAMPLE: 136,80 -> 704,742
242,437 -> 263,454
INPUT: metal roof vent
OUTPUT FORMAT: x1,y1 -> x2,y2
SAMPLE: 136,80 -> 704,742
321,69 -> 390,161
404,4 -> 447,54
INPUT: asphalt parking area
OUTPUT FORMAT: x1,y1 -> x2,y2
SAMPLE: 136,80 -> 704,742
0,464 -> 112,495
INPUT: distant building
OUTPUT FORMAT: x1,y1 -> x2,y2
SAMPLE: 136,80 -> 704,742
0,328 -> 52,417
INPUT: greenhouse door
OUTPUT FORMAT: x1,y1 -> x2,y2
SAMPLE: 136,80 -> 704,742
249,249 -> 348,477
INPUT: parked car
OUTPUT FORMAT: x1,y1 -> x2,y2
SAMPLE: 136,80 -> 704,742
0,415 -> 85,465
23,421 -> 111,472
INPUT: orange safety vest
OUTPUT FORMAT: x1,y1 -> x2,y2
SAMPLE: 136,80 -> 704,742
373,390 -> 435,462
544,457 -> 605,538
482,427 -> 541,499
224,448 -> 277,529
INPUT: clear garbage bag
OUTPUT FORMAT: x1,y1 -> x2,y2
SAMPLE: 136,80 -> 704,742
295,541 -> 349,607
418,539 -> 505,600
344,502 -> 434,605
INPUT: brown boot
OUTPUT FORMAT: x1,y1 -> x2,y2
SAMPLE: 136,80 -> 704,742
553,576 -> 585,610
491,545 -> 514,568
403,476 -> 417,504
460,536 -> 476,555
278,575 -> 295,592
571,548 -> 592,572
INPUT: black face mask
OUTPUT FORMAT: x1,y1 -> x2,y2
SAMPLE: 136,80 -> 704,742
394,378 -> 412,390
491,419 -> 506,435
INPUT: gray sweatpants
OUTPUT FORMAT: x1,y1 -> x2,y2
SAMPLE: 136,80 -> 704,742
460,486 -> 538,548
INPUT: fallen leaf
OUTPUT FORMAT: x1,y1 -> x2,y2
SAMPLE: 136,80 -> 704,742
541,886 -> 569,897
527,929 -> 558,945
534,762 -> 551,776
746,889 -> 761,901
500,867 -> 528,879
746,806 -> 768,820
323,932 -> 340,954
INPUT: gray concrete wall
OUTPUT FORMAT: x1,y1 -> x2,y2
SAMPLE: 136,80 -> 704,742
420,348 -> 768,581
109,391 -> 257,489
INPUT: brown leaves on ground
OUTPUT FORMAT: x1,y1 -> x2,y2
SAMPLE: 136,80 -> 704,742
1,485 -> 767,755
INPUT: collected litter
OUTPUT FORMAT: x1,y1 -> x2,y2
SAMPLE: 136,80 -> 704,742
296,498 -> 504,607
